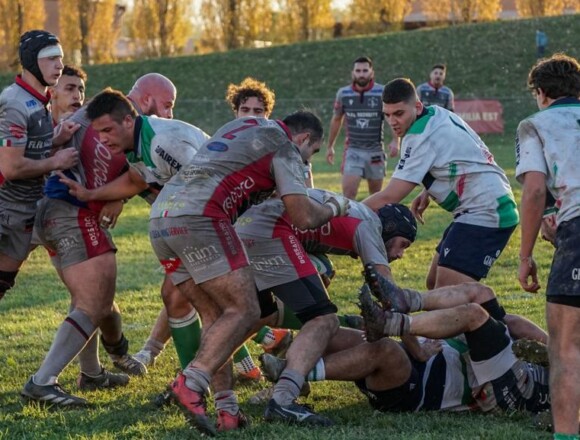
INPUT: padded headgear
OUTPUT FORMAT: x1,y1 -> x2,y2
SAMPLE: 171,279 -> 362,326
19,30 -> 61,87
377,203 -> 417,243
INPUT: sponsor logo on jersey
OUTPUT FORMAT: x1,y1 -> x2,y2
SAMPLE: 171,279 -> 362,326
183,244 -> 220,265
149,226 -> 188,239
288,234 -> 307,264
155,145 -> 182,171
92,137 -> 114,187
28,140 -> 47,150
206,141 -> 228,152
443,248 -> 450,257
222,177 -> 256,212
84,215 -> 100,247
25,99 -> 37,108
252,255 -> 285,272
398,145 -> 413,170
572,268 -> 580,281
356,118 -> 369,129
291,222 -> 332,238
56,236 -> 80,254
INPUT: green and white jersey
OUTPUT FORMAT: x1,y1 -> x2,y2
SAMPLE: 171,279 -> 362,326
393,106 -> 518,229
126,115 -> 210,187
515,98 -> 580,225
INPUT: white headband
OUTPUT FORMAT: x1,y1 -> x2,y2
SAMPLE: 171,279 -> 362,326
37,44 -> 63,59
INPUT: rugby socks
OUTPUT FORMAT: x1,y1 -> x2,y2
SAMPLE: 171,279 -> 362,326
214,390 -> 240,416
253,326 -> 275,346
100,306 -> 123,350
272,369 -> 304,406
233,345 -> 260,378
306,358 -> 325,382
384,312 -> 411,336
183,367 -> 211,394
554,434 -> 579,440
34,309 -> 96,385
142,338 -> 166,359
405,288 -> 423,313
169,309 -> 202,369
77,333 -> 102,376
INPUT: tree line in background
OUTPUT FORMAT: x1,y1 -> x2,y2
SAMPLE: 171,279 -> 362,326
0,0 -> 578,70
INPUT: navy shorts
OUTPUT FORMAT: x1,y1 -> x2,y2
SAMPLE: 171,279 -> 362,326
546,216 -> 580,307
355,366 -> 422,412
435,222 -> 515,280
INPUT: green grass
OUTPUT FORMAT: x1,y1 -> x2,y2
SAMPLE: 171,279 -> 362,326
0,15 -> 568,440
0,134 -> 554,439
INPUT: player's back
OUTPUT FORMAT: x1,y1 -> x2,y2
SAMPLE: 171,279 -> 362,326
151,117 -> 304,222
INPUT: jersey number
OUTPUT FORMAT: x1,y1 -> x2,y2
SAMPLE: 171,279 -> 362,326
222,118 -> 259,140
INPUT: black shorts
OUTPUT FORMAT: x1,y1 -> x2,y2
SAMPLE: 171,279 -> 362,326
435,222 -> 515,280
546,217 -> 580,307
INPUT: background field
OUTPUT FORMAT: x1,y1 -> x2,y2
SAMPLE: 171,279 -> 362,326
1,14 -> 577,439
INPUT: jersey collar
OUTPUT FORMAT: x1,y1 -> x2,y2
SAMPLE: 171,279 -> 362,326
549,97 -> 580,107
15,75 -> 51,105
275,120 -> 293,140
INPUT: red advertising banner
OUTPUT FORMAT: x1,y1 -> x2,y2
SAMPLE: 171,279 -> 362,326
455,99 -> 504,134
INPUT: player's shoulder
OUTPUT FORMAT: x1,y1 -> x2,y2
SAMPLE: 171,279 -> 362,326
336,84 -> 355,96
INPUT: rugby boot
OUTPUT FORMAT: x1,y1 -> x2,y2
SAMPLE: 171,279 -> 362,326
363,263 -> 412,313
216,408 -> 250,432
512,338 -> 549,367
112,354 -> 147,376
262,329 -> 293,357
77,368 -> 130,391
358,284 -> 388,342
133,349 -> 158,367
21,377 -> 88,408
264,399 -> 334,426
169,373 -> 216,436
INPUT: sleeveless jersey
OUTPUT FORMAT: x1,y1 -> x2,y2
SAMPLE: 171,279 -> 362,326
515,97 -> 580,225
236,188 -> 389,266
333,81 -> 384,152
0,76 -> 54,204
394,106 -> 519,229
417,82 -> 455,111
150,117 -> 308,223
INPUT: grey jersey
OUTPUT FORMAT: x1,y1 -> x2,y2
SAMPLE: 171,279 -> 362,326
417,82 -> 455,111
333,81 -> 385,152
151,117 -> 308,222
0,77 -> 54,204
236,188 -> 390,267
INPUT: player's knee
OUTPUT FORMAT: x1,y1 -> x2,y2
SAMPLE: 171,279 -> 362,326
465,303 -> 490,331
0,270 -> 18,299
465,282 -> 495,303
295,300 -> 338,325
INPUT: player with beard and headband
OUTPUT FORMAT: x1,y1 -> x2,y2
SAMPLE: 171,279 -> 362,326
326,56 -> 386,200
0,30 -> 78,304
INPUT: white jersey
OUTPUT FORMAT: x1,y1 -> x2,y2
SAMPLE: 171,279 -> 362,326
515,98 -> 580,225
126,115 -> 210,187
393,106 -> 519,229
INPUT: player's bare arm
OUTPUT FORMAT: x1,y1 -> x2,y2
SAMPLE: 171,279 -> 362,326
58,167 -> 147,202
363,178 -> 417,211
0,145 -> 78,180
518,170 -> 547,293
326,114 -> 344,165
282,192 -> 349,230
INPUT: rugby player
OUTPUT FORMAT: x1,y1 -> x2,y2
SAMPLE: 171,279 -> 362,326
516,53 -> 580,439
0,30 -> 78,303
326,56 -> 386,199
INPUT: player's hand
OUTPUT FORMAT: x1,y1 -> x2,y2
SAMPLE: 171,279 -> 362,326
518,257 -> 540,293
411,190 -> 430,225
52,147 -> 79,171
326,147 -> 335,165
540,214 -> 557,247
324,193 -> 350,217
99,200 -> 124,229
417,339 -> 443,361
55,170 -> 93,201
53,120 -> 81,146
388,139 -> 399,158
